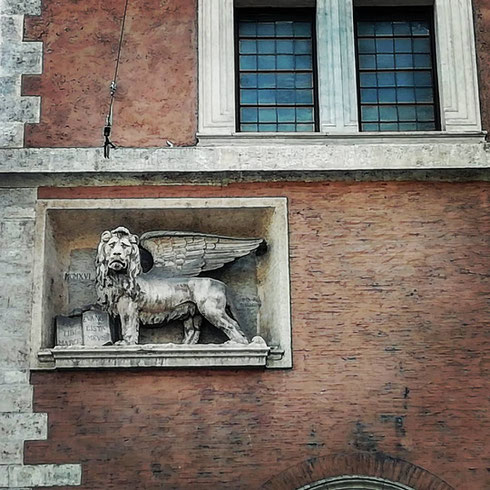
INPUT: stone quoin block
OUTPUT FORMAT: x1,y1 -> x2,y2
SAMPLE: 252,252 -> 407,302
0,412 -> 47,440
8,464 -> 82,487
0,0 -> 40,15
0,465 -> 8,487
0,439 -> 24,464
0,385 -> 32,413
0,76 -> 20,96
0,122 -> 24,147
0,96 -> 40,122
0,43 -> 42,77
0,370 -> 29,385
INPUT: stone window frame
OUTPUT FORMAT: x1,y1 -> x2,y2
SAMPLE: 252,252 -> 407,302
30,197 -> 292,370
296,475 -> 415,490
198,0 -> 482,143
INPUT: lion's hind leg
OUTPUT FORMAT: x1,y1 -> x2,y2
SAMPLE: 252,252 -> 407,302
183,315 -> 202,344
200,302 -> 248,344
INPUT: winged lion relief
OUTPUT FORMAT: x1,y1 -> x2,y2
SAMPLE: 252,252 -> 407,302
95,226 -> 266,346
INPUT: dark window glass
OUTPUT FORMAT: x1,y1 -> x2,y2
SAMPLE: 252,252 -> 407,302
236,9 -> 318,132
355,8 -> 440,132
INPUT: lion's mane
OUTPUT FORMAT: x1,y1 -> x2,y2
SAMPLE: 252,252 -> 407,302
95,226 -> 142,316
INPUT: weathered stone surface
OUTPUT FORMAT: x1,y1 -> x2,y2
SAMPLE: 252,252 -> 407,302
8,463 -> 82,487
0,385 -> 32,413
0,0 -> 40,15
0,439 -> 23,464
0,143 -> 489,174
82,311 -> 111,346
0,370 -> 28,385
0,189 -> 36,218
0,465 -> 8,487
43,337 -> 270,368
0,76 -> 20,96
0,96 -> 40,122
0,43 -> 42,77
66,248 -> 97,311
0,413 -> 46,440
56,316 -> 83,347
0,122 -> 23,147
0,302 -> 32,332
0,188 -> 82,487
0,339 -> 28,369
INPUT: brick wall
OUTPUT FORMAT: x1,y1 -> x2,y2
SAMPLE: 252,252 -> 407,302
27,181 -> 490,489
23,0 -> 197,147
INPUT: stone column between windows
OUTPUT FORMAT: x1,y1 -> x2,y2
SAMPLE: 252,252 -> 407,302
434,0 -> 482,132
316,0 -> 359,133
198,0 -> 236,135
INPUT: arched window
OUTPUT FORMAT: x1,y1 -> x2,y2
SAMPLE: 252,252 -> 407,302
297,475 -> 414,490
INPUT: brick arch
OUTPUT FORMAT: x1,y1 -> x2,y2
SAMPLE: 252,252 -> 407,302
261,453 -> 455,490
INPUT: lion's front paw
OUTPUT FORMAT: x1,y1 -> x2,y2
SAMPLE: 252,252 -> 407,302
115,339 -> 133,346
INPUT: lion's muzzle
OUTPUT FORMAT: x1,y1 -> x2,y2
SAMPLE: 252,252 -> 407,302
108,257 -> 127,271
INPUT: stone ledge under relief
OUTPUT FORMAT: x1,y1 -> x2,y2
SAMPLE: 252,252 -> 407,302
37,337 -> 271,369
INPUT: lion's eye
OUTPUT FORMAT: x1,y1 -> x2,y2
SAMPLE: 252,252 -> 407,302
109,243 -> 115,248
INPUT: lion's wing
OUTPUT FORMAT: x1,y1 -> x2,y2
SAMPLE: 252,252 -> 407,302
139,231 -> 264,277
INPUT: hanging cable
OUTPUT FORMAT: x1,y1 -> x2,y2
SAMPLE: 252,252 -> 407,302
104,0 -> 130,158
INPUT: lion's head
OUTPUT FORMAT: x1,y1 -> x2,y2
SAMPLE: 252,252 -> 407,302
95,226 -> 142,312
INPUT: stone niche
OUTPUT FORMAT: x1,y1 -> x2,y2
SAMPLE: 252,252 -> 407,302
31,198 -> 291,369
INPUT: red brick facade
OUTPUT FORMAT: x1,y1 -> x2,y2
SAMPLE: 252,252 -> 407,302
27,182 -> 490,489
23,0 -> 197,147
18,0 -> 490,487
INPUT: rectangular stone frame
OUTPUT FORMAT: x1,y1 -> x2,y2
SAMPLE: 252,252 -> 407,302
198,0 -> 482,138
30,197 -> 292,369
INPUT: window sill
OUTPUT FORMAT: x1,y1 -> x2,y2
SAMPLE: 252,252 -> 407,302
37,337 -> 271,369
197,131 -> 487,146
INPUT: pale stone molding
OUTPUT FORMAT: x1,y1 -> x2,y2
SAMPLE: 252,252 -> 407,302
0,142 -> 488,174
39,340 -> 271,369
198,0 -> 236,135
31,197 -> 292,369
434,0 -> 481,132
317,0 -> 359,133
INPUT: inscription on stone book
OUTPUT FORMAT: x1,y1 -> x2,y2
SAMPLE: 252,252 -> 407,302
55,310 -> 111,347
82,311 -> 111,346
56,316 -> 83,346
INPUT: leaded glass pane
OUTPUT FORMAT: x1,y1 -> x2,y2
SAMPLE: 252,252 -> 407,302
237,10 -> 317,132
356,7 -> 438,131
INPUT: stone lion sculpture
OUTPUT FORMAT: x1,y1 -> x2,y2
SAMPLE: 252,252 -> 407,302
95,226 -> 264,345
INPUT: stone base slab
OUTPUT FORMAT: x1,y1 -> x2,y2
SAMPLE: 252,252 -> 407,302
38,337 -> 271,369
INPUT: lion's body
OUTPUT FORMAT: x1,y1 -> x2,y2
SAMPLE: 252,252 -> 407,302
95,227 -> 248,345
137,276 -> 225,323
